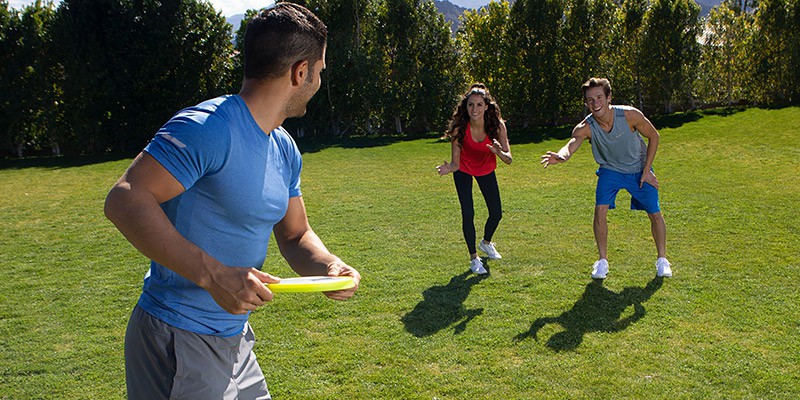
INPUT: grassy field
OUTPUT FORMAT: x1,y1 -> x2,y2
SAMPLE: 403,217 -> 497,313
1,106 -> 798,399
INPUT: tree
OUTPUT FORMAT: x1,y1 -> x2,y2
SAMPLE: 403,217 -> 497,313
377,0 -> 421,133
560,0 -> 618,117
458,1 -> 514,114
697,0 -> 752,106
230,8 -> 259,94
509,0 -> 565,126
295,0 -> 385,136
638,0 -> 701,113
408,0 -> 464,133
369,0 -> 462,134
0,1 -> 58,157
749,0 -> 798,104
0,1 -> 23,156
791,0 -> 800,103
609,0 -> 648,109
50,0 -> 233,155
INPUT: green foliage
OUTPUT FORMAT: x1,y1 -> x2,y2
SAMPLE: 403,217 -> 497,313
509,0 -> 565,126
560,0 -> 618,118
49,0 -> 233,155
697,0 -> 752,106
1,107 -> 799,398
607,0 -> 648,108
2,0 -> 800,156
749,0 -> 799,104
459,1 -> 514,112
281,0 -> 462,137
639,0 -> 702,113
411,1 -> 464,133
0,1 -> 59,157
300,0 -> 388,136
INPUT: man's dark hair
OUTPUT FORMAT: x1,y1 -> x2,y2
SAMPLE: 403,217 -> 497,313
581,77 -> 612,99
243,2 -> 327,80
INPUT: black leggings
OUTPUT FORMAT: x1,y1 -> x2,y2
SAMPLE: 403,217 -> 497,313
453,170 -> 503,255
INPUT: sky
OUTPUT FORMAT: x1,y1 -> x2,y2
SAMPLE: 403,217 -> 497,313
8,0 -> 489,17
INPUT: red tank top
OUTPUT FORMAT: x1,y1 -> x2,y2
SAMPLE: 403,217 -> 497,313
458,124 -> 496,177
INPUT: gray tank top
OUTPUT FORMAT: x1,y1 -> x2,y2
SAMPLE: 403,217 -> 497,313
587,105 -> 647,174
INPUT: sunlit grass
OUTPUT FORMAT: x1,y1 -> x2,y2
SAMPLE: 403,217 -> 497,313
1,106 -> 798,399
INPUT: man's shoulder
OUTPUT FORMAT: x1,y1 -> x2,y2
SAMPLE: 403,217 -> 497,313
616,105 -> 645,119
272,126 -> 299,147
271,126 -> 302,165
168,95 -> 236,131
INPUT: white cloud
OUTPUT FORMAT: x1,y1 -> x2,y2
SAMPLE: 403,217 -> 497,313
7,0 -> 275,17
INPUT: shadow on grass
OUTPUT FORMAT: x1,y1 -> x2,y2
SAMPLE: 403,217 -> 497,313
296,133 -> 439,154
401,268 -> 489,337
648,106 -> 746,130
514,277 -> 663,351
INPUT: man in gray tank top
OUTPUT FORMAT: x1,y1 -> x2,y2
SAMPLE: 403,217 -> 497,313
540,77 -> 672,279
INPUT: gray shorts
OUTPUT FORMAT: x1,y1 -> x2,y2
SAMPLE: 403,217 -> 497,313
125,305 -> 270,400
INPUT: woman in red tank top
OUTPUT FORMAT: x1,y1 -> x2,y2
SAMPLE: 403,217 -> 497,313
436,84 -> 512,275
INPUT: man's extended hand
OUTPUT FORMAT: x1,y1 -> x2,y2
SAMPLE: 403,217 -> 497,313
323,260 -> 361,301
540,151 -> 566,168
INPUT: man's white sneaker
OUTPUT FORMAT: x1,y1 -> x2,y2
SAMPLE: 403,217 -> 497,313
591,259 -> 609,279
478,240 -> 502,259
470,258 -> 488,275
656,258 -> 672,277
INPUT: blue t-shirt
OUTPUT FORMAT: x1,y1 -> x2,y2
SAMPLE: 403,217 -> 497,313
139,95 -> 302,337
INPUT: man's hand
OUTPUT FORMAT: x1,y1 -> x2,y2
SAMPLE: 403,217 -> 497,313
323,260 -> 361,301
205,266 -> 282,314
540,151 -> 566,168
640,169 -> 659,189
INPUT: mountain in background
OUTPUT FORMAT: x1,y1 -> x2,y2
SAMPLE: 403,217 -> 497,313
228,0 -> 722,38
695,0 -> 721,15
448,0 -> 718,15
447,0 -> 492,8
227,13 -> 245,34
434,0 -> 468,30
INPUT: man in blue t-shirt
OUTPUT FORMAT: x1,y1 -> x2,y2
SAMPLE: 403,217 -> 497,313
104,4 -> 361,399
540,77 -> 672,280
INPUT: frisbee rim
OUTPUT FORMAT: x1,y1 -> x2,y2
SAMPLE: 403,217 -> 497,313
266,276 -> 355,293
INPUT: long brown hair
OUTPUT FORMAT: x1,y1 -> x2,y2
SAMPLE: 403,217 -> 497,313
446,83 -> 503,147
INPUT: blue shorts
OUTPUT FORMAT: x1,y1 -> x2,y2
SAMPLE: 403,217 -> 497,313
595,168 -> 660,213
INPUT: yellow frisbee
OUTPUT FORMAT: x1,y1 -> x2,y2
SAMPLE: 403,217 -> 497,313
266,276 -> 355,293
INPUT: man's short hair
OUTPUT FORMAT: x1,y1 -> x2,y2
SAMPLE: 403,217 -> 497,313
243,2 -> 327,80
581,77 -> 612,99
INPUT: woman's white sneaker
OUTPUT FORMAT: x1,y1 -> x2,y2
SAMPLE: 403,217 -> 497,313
470,258 -> 488,275
478,240 -> 502,259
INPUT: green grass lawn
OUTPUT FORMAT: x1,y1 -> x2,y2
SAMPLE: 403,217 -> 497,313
1,106 -> 798,399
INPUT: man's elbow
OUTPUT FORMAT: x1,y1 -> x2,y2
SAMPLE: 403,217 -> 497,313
103,187 -> 128,224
